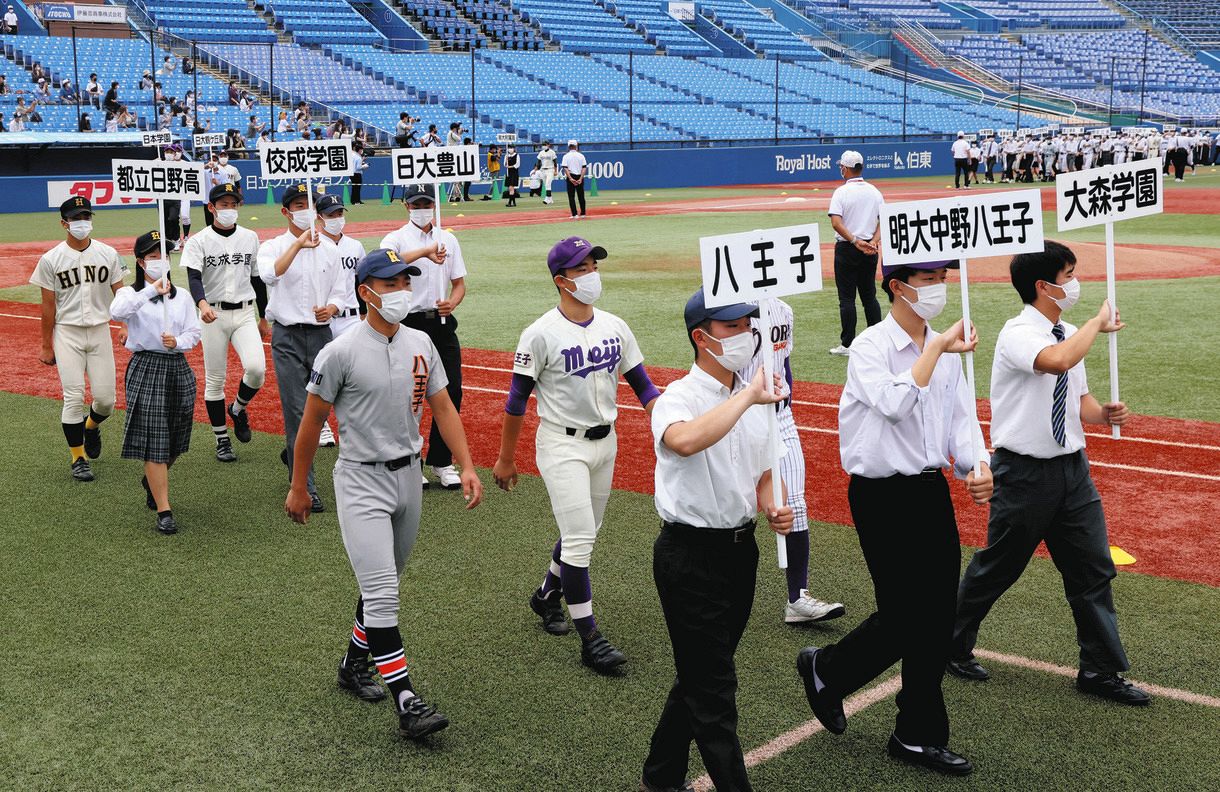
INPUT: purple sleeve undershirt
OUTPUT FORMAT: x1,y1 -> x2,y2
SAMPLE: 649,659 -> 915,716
784,358 -> 794,400
505,372 -> 535,416
624,363 -> 661,407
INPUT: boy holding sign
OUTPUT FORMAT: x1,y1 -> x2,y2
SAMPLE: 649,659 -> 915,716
949,241 -> 1150,706
796,259 -> 990,776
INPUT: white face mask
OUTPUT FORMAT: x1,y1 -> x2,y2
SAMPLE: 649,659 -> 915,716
901,282 -> 948,320
702,329 -> 755,373
67,220 -> 92,240
562,271 -> 602,305
365,287 -> 412,324
1047,278 -> 1080,312
409,207 -> 434,227
218,156 -> 229,165
323,215 -> 346,236
143,259 -> 168,281
215,208 -> 240,228
290,209 -> 316,229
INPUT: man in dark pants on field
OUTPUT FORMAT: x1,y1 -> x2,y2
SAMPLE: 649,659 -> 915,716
379,184 -> 468,490
642,289 -> 792,792
948,241 -> 1151,707
827,150 -> 883,356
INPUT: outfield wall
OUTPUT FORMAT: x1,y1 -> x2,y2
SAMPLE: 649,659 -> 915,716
10,141 -> 951,214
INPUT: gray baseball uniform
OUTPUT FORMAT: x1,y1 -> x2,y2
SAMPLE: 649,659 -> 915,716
307,320 -> 447,627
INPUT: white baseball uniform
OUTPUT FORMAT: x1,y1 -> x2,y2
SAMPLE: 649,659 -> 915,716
536,147 -> 557,197
739,299 -> 807,533
511,307 -> 644,567
29,239 -> 125,423
327,233 -> 365,338
181,224 -> 265,401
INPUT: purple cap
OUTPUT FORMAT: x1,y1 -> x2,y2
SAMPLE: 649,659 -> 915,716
547,236 -> 607,276
881,259 -> 960,279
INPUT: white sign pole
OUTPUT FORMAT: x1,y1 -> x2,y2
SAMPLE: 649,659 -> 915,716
957,257 -> 982,477
434,191 -> 446,325
155,144 -> 169,332
305,177 -> 322,312
1105,221 -> 1121,439
758,299 -> 787,569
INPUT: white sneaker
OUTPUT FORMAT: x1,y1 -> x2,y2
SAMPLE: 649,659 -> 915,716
421,471 -> 430,489
433,465 -> 461,490
784,591 -> 846,624
543,197 -> 553,205
318,422 -> 336,447
828,345 -> 851,356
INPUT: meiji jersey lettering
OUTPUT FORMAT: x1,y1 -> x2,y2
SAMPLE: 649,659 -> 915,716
181,224 -> 260,304
308,322 -> 447,462
30,240 -> 125,327
512,308 -> 644,429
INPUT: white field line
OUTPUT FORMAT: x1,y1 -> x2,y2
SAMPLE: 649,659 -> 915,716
690,649 -> 1220,791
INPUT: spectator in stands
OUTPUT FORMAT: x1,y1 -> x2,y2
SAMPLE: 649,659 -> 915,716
827,150 -> 883,357
484,144 -> 501,202
11,98 -> 30,131
446,122 -> 464,148
353,126 -> 368,147
421,124 -> 441,147
104,110 -> 117,133
248,115 -> 265,140
161,56 -> 176,75
328,119 -> 348,139
140,70 -> 153,91
31,62 -> 46,84
293,101 -> 308,126
104,81 -> 120,114
117,105 -> 136,129
85,73 -> 100,109
2,5 -> 17,34
158,104 -> 173,131
951,131 -> 971,189
35,78 -> 51,102
295,112 -> 309,136
561,139 -> 587,219
395,113 -> 417,147
276,110 -> 290,135
153,82 -> 164,105
0,74 -> 7,95
228,80 -> 239,106
78,113 -> 92,133
182,56 -> 194,75
227,129 -> 247,154
351,142 -> 367,204
0,112 -> 6,133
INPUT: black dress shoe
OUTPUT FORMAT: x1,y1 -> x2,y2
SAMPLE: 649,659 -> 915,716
156,512 -> 178,536
1076,672 -> 1151,706
947,657 -> 990,681
529,588 -> 571,635
310,492 -> 325,513
886,733 -> 973,775
796,646 -> 845,734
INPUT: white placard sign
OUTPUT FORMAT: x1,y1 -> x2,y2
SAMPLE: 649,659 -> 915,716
141,130 -> 172,147
258,139 -> 355,180
194,132 -> 227,149
1055,158 -> 1163,232
390,144 -> 480,185
881,189 -> 1044,266
495,132 -> 518,143
699,224 -> 822,308
978,128 -> 994,137
110,158 -> 206,201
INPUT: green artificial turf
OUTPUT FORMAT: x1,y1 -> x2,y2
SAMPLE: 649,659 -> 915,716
1,392 -> 1217,790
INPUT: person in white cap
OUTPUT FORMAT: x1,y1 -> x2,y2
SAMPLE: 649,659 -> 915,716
827,150 -> 884,357
561,139 -> 588,219
951,132 -> 971,189
2,5 -> 18,34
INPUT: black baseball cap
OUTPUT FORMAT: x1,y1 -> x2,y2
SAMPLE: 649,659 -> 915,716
356,249 -> 422,284
316,193 -> 344,216
208,182 -> 242,204
134,230 -> 163,259
684,288 -> 759,332
60,196 -> 92,219
281,183 -> 312,208
881,259 -> 961,279
402,184 -> 436,204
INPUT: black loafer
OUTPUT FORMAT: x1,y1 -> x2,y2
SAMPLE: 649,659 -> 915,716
1076,672 -> 1151,706
947,657 -> 990,681
529,588 -> 571,635
886,733 -> 973,775
796,646 -> 845,734
310,493 -> 325,513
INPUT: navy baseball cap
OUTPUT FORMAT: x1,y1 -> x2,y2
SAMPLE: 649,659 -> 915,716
684,288 -> 759,332
134,230 -> 163,259
402,184 -> 436,204
281,183 -> 312,208
547,236 -> 607,276
208,182 -> 242,204
316,193 -> 344,216
881,259 -> 961,279
60,196 -> 92,219
356,248 -> 422,284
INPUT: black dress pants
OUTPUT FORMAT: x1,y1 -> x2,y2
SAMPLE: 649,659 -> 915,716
402,311 -> 462,468
833,241 -> 881,348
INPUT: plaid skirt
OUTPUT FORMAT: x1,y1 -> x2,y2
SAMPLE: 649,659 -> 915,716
121,351 -> 197,463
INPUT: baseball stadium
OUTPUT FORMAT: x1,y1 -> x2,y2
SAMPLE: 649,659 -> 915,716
1,0 -> 1218,790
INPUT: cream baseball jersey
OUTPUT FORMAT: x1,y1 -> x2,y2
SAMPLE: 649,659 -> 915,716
180,224 -> 260,304
29,240 -> 125,327
740,298 -> 793,401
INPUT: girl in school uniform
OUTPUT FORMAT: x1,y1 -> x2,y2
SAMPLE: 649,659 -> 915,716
110,231 -> 201,535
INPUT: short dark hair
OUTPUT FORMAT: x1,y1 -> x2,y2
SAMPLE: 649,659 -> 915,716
688,320 -> 711,359
1010,241 -> 1077,304
881,266 -> 919,301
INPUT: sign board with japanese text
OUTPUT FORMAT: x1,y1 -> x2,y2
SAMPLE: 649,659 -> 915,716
880,189 -> 1044,266
258,139 -> 354,180
699,224 -> 822,308
1055,158 -> 1163,232
495,133 -> 518,144
141,130 -> 172,147
390,144 -> 480,185
110,158 -> 206,201
194,132 -> 227,149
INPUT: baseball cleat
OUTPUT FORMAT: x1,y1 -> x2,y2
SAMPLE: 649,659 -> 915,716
319,422 -> 336,447
828,345 -> 851,356
421,471 -> 430,489
310,493 -> 325,513
215,437 -> 237,463
140,475 -> 156,511
581,632 -> 627,674
71,458 -> 95,482
84,426 -> 102,459
156,512 -> 178,535
433,465 -> 461,490
337,655 -> 387,702
228,402 -> 251,443
529,588 -> 571,635
784,591 -> 846,624
398,694 -> 449,739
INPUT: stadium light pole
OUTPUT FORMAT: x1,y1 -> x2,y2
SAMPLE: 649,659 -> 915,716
71,27 -> 81,127
902,53 -> 909,143
1108,56 -> 1116,128
1015,49 -> 1023,134
629,50 -> 634,149
1138,30 -> 1149,125
150,27 -> 158,132
270,42 -> 276,142
774,56 -> 779,146
470,46 -> 476,144
192,41 -> 197,136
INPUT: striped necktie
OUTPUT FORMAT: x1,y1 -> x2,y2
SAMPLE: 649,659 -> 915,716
1051,323 -> 1067,447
